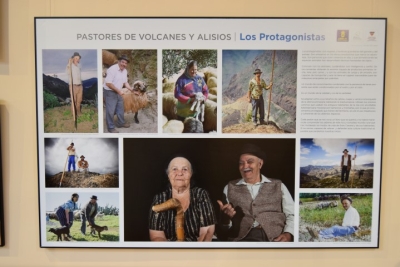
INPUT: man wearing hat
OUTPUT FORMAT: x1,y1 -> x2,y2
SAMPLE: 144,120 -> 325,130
341,149 -> 356,183
66,142 -> 78,172
103,54 -> 135,133
80,195 -> 99,236
307,196 -> 360,239
66,52 -> 83,115
77,155 -> 89,173
217,143 -> 294,242
247,69 -> 273,126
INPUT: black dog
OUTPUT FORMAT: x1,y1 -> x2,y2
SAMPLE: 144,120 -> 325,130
48,225 -> 70,241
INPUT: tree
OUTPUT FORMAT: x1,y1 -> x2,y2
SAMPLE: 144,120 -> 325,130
162,49 -> 217,78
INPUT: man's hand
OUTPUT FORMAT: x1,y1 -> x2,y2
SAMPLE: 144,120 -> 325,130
118,90 -> 125,96
217,200 -> 236,219
273,232 -> 292,242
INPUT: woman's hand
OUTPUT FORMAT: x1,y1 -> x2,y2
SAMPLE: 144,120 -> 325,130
197,225 -> 215,242
149,230 -> 168,241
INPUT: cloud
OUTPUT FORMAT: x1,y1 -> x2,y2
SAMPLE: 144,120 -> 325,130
354,153 -> 374,166
300,146 -> 310,155
313,139 -> 348,156
311,159 -> 338,166
45,138 -> 118,175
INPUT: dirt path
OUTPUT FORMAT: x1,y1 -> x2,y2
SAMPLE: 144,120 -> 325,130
222,122 -> 285,133
102,106 -> 157,133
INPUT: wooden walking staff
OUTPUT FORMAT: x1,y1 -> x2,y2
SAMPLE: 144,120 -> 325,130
68,58 -> 77,131
152,198 -> 185,241
59,139 -> 73,187
267,50 -> 276,124
351,144 -> 357,188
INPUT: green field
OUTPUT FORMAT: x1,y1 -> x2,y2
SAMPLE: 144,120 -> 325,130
300,195 -> 372,227
46,215 -> 119,242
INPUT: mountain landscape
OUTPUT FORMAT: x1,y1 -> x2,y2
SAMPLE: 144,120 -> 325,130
300,163 -> 374,188
222,50 -> 297,133
43,74 -> 98,105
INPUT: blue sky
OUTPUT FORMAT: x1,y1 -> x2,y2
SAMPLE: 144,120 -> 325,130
45,192 -> 119,212
42,49 -> 97,83
300,138 -> 375,167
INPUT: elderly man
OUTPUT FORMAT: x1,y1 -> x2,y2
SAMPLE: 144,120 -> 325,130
341,149 -> 356,183
103,54 -> 134,133
217,143 -> 294,242
77,155 -> 89,173
80,195 -> 98,236
307,196 -> 360,239
247,69 -> 273,126
67,52 -> 83,115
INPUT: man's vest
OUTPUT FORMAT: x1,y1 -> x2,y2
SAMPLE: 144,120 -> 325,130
227,178 -> 286,241
341,155 -> 352,170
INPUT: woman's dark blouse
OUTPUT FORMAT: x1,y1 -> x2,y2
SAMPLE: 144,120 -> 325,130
149,187 -> 217,241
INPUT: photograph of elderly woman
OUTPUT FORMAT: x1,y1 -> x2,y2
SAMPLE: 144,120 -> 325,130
162,49 -> 217,133
299,193 -> 372,242
222,50 -> 297,134
44,138 -> 119,188
42,49 -> 98,133
123,138 -> 295,242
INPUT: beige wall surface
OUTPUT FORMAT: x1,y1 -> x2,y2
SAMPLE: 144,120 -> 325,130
0,0 -> 399,266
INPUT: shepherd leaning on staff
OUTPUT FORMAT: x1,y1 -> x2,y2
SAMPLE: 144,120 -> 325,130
66,52 -> 83,115
247,68 -> 273,126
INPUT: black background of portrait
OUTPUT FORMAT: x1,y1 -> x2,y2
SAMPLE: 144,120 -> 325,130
123,138 -> 295,241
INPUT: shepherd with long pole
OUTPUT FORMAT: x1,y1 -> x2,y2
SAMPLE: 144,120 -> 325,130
247,60 -> 274,126
67,52 -> 83,131
350,145 -> 357,188
267,50 -> 276,124
68,59 -> 77,131
60,142 -> 78,187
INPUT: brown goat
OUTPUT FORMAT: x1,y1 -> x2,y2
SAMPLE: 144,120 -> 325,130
122,81 -> 148,124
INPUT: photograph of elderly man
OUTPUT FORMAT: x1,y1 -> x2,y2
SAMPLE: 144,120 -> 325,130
102,50 -> 157,134
44,138 -> 119,188
217,143 -> 294,242
123,138 -> 295,242
42,49 -> 98,133
299,193 -> 372,242
222,50 -> 297,134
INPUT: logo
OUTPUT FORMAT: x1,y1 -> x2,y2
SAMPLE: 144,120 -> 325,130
337,30 -> 349,42
352,31 -> 363,42
367,31 -> 376,41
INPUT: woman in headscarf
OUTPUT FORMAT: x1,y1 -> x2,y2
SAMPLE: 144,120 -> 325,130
174,60 -> 209,120
149,156 -> 216,241
55,193 -> 79,241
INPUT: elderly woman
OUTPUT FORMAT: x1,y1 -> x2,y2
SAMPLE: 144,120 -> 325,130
55,193 -> 79,241
174,60 -> 209,120
149,156 -> 216,241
